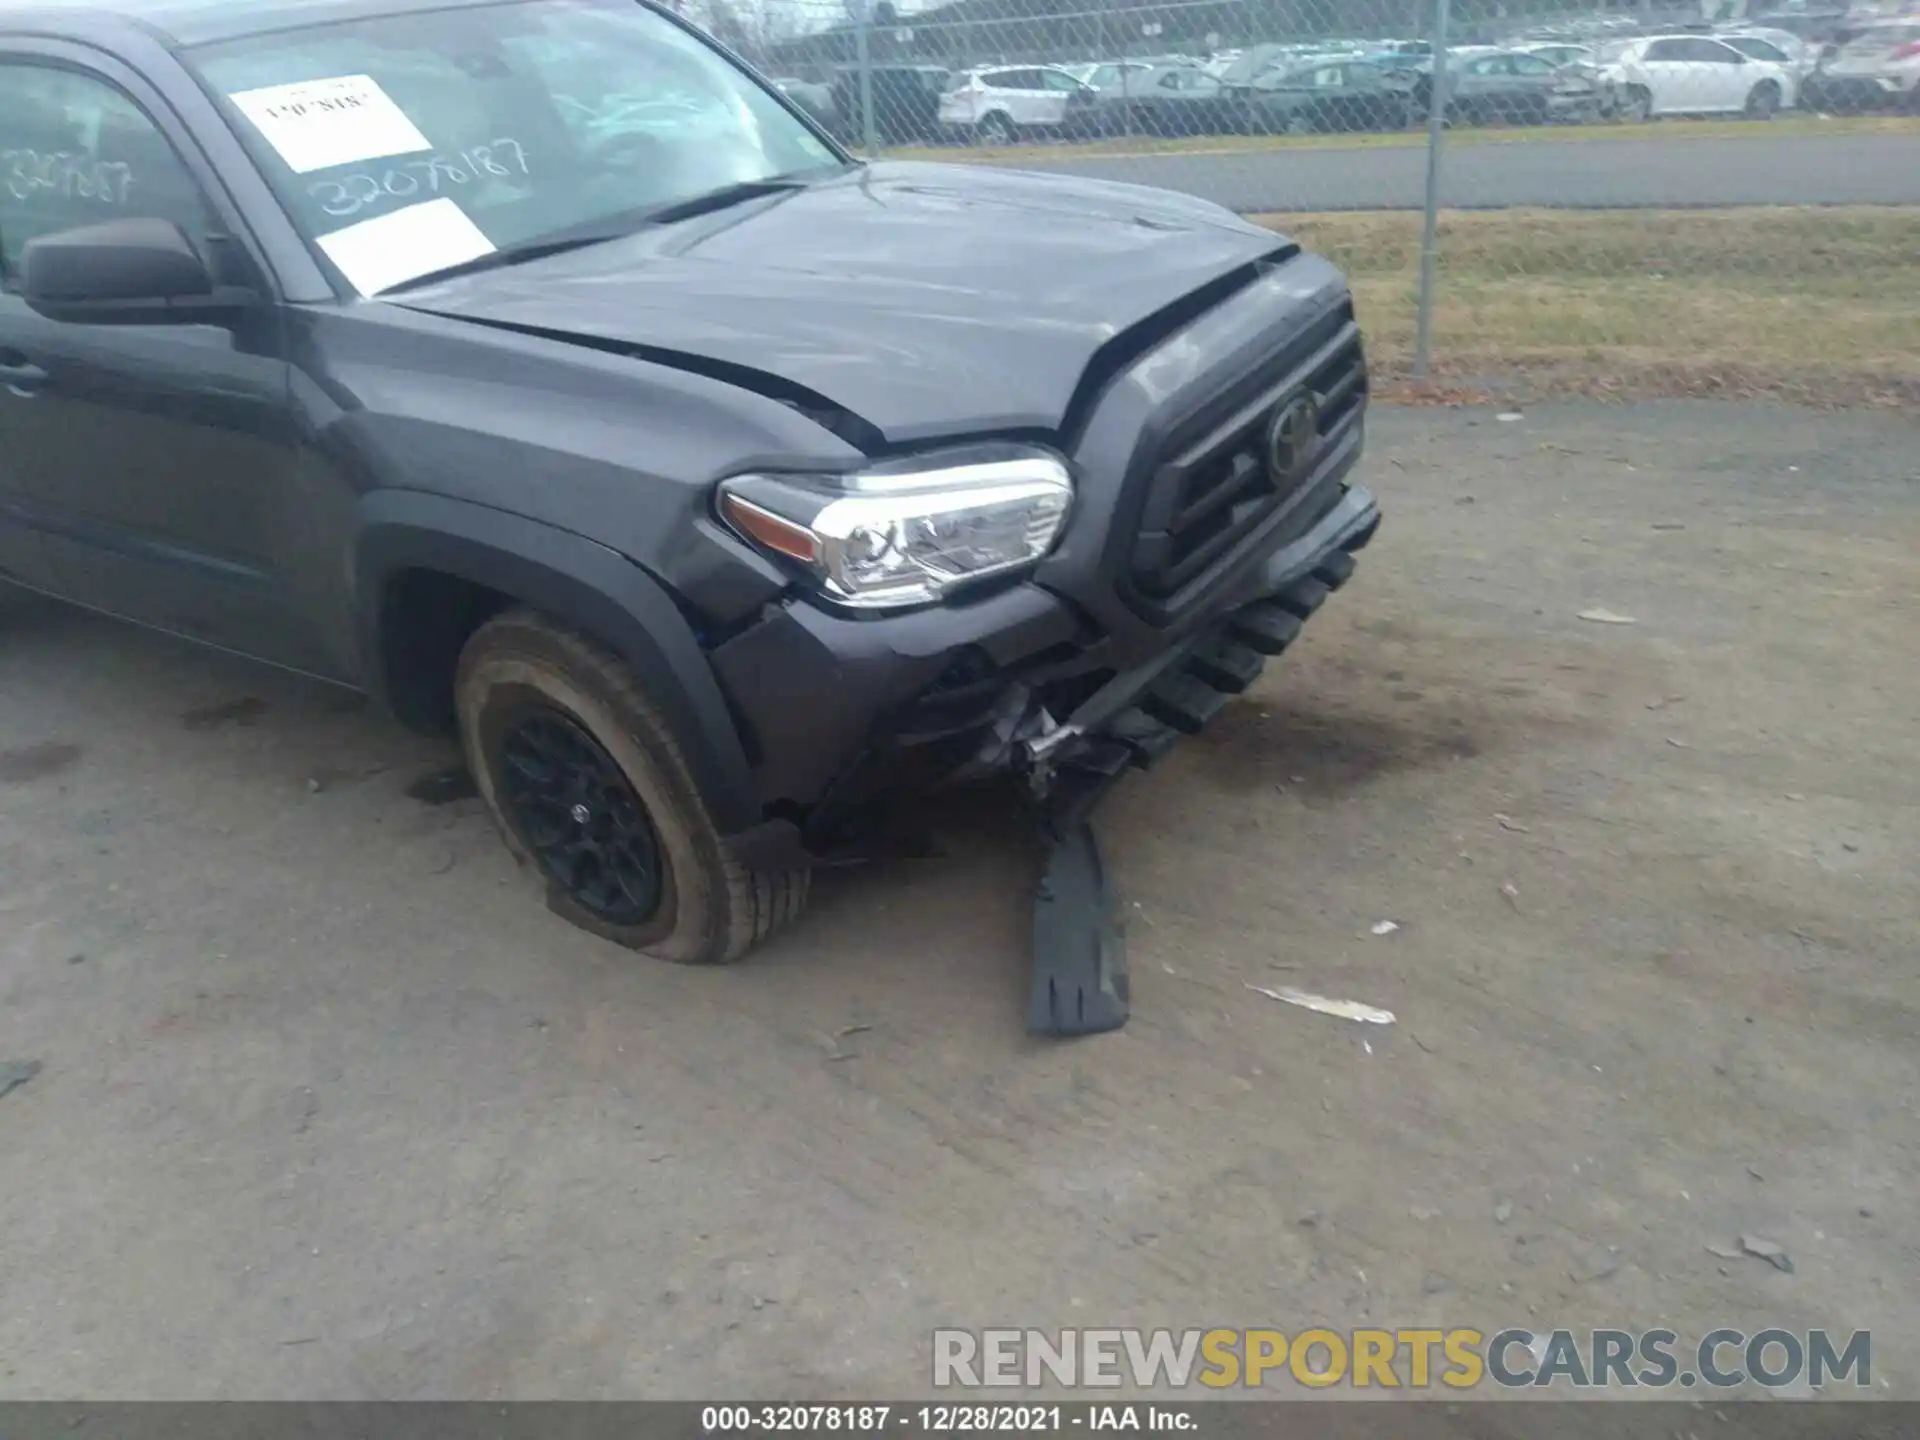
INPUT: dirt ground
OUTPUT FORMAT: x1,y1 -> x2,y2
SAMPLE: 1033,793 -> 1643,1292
0,402 -> 1914,1400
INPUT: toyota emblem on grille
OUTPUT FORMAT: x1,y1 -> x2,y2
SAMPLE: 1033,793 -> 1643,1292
1265,393 -> 1319,488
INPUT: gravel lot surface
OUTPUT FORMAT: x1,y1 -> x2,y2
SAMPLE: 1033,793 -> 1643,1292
1,402 -> 1913,1400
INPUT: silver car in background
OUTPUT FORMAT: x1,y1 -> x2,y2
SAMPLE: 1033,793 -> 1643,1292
1804,19 -> 1920,112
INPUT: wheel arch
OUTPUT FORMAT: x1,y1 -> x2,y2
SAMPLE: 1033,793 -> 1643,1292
353,491 -> 760,835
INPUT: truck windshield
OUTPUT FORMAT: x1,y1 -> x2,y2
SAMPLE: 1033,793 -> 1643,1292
190,0 -> 842,294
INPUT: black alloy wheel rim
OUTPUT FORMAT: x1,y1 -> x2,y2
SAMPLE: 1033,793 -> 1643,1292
496,708 -> 664,926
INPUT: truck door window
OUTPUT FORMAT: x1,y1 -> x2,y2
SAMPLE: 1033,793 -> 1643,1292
0,64 -> 211,282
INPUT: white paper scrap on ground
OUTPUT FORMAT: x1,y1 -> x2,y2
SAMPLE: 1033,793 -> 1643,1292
1244,982 -> 1396,1025
229,75 -> 431,175
317,199 -> 494,296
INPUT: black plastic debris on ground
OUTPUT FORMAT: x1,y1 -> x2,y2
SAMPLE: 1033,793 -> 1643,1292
406,766 -> 479,806
0,1060 -> 43,1100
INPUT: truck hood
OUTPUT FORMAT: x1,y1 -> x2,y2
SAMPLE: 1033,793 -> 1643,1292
391,162 -> 1287,446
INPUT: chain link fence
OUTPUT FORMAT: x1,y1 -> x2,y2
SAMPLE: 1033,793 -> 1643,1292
679,0 -> 1919,406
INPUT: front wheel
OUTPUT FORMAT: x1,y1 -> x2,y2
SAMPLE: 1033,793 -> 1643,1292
1745,81 -> 1781,120
456,608 -> 809,964
1618,86 -> 1653,123
1284,110 -> 1316,136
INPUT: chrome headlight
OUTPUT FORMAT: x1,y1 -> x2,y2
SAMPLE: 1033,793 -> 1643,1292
717,444 -> 1073,610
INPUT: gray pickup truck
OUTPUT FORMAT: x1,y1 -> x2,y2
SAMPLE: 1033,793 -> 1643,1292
0,0 -> 1378,1033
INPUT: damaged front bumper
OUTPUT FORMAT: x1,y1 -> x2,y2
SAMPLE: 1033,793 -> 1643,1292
711,476 -> 1378,866
1022,481 -> 1377,1039
711,248 -> 1376,876
1021,481 -> 1379,822
707,245 -> 1379,1035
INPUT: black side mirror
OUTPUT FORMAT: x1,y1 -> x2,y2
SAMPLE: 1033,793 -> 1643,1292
21,217 -> 252,326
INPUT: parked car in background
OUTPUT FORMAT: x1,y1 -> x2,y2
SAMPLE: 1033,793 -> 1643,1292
1068,59 -> 1153,91
1517,41 -> 1598,71
1072,57 -> 1158,131
1715,25 -> 1819,67
1397,44 -> 1476,115
1746,6 -> 1854,50
1242,57 -> 1419,134
830,64 -> 949,145
1444,47 -> 1602,123
1716,31 -> 1809,68
1511,13 -> 1642,42
1100,63 -> 1243,138
1596,34 -> 1798,119
1801,19 -> 1920,112
938,65 -> 1100,144
1716,29 -> 1817,96
1214,41 -> 1362,88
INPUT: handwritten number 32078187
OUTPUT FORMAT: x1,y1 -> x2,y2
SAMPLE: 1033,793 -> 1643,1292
310,139 -> 528,219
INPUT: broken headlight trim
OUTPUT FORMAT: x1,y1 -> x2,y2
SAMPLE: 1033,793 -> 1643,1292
718,445 -> 1073,610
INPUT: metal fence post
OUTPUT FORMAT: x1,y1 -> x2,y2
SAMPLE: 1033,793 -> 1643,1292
1414,0 -> 1451,380
854,1 -> 878,157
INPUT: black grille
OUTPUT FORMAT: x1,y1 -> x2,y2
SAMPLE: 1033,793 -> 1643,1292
1128,306 -> 1366,608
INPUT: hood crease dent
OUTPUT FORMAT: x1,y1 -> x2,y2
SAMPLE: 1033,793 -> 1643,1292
390,162 -> 1291,447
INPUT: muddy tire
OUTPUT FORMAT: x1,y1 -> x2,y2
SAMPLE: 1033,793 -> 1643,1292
1745,81 -> 1780,120
456,607 -> 808,964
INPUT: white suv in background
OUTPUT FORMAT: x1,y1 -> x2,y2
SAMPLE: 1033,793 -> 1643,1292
938,65 -> 1100,144
1598,34 -> 1798,119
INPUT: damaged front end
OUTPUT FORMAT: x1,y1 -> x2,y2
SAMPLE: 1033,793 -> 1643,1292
708,244 -> 1381,1036
771,481 -> 1379,1038
1016,492 -> 1379,1037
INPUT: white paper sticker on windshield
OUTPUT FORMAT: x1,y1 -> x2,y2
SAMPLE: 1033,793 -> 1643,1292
316,198 -> 494,296
229,75 -> 431,175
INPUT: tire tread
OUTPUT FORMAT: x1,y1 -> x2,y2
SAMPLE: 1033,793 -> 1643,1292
458,607 -> 809,965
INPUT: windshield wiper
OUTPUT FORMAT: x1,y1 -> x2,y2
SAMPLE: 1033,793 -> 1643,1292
382,175 -> 822,296
626,175 -> 813,227
382,225 -> 642,294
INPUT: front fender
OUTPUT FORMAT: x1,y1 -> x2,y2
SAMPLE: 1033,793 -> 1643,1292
354,490 -> 760,835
